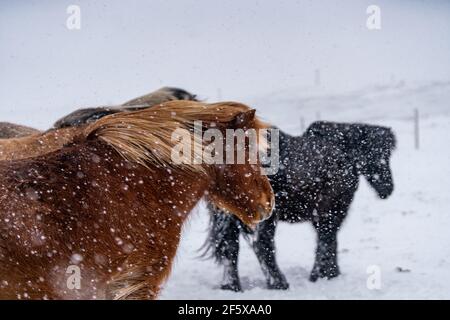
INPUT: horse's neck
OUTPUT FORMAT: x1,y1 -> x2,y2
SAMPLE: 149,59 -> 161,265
83,139 -> 209,223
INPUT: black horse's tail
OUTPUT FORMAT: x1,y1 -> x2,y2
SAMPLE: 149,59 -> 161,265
199,202 -> 253,262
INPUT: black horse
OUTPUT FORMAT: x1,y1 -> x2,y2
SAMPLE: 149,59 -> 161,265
204,121 -> 396,291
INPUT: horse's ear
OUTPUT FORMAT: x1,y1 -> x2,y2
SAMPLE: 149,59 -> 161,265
231,109 -> 256,128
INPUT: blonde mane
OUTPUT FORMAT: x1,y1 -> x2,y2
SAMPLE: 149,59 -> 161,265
84,101 -> 269,174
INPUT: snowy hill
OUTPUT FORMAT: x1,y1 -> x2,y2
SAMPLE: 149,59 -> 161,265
249,80 -> 450,133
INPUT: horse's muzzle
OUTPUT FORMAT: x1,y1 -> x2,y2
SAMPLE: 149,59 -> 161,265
258,195 -> 275,221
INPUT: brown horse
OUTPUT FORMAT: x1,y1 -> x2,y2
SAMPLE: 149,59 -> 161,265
0,122 -> 41,139
0,126 -> 80,161
0,101 -> 274,299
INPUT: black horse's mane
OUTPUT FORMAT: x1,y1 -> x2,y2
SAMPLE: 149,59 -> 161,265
306,121 -> 396,156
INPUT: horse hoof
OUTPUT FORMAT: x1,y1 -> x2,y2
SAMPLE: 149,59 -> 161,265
309,269 -> 340,282
309,273 -> 319,282
220,283 -> 242,292
267,281 -> 290,290
326,271 -> 340,279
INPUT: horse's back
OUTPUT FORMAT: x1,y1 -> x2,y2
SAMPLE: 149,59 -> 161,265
0,122 -> 41,139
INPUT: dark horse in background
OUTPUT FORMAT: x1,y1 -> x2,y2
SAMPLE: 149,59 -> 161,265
204,121 -> 396,291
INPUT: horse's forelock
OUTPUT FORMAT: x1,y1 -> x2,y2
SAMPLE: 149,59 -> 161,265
365,125 -> 396,153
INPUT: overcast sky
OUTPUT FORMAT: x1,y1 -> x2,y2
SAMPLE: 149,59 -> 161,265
1,0 -> 449,128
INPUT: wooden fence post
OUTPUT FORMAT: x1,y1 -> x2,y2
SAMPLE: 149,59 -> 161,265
414,108 -> 419,150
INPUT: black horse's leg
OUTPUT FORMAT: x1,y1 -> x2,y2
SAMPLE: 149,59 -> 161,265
209,209 -> 245,292
219,221 -> 242,292
250,214 -> 289,290
310,213 -> 342,282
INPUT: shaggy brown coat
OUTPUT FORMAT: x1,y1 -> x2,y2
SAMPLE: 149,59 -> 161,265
0,101 -> 274,299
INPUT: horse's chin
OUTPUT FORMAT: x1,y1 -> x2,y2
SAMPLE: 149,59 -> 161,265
241,217 -> 263,231
247,222 -> 258,232
368,179 -> 394,200
240,210 -> 271,231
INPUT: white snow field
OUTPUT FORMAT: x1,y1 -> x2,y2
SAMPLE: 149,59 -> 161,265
160,81 -> 450,299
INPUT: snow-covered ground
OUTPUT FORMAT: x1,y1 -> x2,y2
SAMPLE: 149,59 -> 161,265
160,81 -> 450,299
